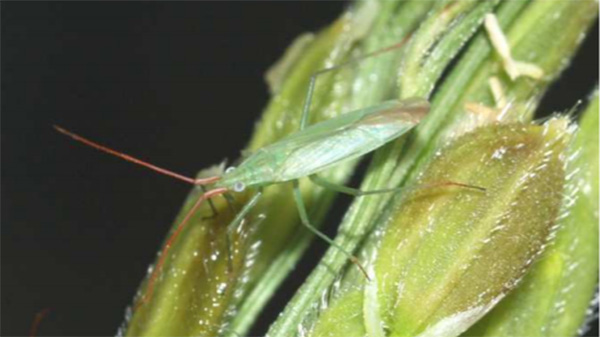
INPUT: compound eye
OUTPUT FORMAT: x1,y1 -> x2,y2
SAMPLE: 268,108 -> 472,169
233,182 -> 246,192
225,166 -> 236,174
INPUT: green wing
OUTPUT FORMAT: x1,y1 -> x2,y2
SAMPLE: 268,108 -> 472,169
263,99 -> 427,182
220,98 -> 428,188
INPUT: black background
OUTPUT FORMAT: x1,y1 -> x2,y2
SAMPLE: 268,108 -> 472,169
2,2 -> 598,336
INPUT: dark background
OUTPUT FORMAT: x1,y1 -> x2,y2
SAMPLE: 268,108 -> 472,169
2,2 -> 598,336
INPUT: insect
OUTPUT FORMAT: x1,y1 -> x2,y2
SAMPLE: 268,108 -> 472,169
53,98 -> 429,294
54,40 -> 481,308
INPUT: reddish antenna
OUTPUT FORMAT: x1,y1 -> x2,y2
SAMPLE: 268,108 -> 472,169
53,125 -> 229,309
29,307 -> 52,337
53,125 -> 220,185
134,187 -> 229,310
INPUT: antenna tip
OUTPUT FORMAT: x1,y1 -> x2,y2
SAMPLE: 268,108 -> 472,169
52,124 -> 66,134
351,256 -> 372,281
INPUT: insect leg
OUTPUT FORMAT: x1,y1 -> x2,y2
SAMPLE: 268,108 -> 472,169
299,36 -> 413,131
309,174 -> 485,196
223,190 -> 263,272
292,180 -> 370,280
226,191 -> 263,234
135,187 -> 229,310
223,192 -> 239,214
199,184 -> 219,218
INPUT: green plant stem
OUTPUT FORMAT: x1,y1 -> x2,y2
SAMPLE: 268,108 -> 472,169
267,0 -> 598,336
464,89 -> 599,337
267,2 -> 506,336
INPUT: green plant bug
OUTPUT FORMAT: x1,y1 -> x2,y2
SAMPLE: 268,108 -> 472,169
53,40 -> 481,308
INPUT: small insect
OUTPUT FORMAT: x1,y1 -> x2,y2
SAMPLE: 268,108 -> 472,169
54,40 -> 481,307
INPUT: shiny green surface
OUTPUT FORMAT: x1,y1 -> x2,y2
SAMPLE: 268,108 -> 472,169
122,0 -> 598,335
464,91 -> 599,337
124,2 -> 419,335
270,0 -> 597,336
308,119 -> 571,337
217,99 -> 428,187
